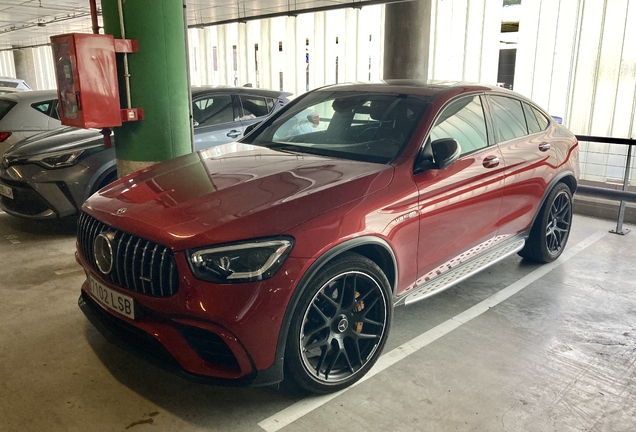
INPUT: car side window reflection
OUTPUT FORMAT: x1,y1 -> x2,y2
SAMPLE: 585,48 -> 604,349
522,102 -> 542,134
428,95 -> 489,156
489,96 -> 528,142
193,95 -> 236,126
532,106 -> 550,130
240,95 -> 270,119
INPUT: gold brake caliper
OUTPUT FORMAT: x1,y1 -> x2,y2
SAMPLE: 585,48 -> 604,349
353,291 -> 364,333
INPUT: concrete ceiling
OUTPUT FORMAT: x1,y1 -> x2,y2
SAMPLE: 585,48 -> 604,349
0,0 -> 398,50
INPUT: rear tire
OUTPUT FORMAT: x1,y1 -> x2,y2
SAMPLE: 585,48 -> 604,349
285,252 -> 393,394
518,182 -> 573,263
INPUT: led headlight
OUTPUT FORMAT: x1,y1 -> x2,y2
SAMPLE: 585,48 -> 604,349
188,237 -> 294,283
35,150 -> 84,168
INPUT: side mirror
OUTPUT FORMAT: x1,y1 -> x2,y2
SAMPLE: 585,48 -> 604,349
244,121 -> 262,136
431,138 -> 461,170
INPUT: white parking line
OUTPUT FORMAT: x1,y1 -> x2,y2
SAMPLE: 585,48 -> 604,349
54,267 -> 84,276
258,231 -> 606,432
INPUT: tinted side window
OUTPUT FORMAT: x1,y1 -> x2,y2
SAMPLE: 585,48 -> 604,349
31,100 -> 60,120
522,103 -> 542,134
489,96 -> 528,142
532,106 -> 550,130
32,101 -> 51,115
266,98 -> 276,113
193,95 -> 235,126
240,95 -> 269,118
429,95 -> 489,155
50,100 -> 60,120
0,99 -> 16,120
0,81 -> 18,88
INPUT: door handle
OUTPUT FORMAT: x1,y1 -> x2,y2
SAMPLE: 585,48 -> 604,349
482,155 -> 500,168
226,130 -> 242,138
538,142 -> 551,152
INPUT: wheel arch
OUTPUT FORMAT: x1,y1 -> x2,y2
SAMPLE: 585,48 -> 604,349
529,171 -> 577,229
86,163 -> 117,199
259,236 -> 398,384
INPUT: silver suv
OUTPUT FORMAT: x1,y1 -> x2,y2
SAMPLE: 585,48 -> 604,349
0,90 -> 61,154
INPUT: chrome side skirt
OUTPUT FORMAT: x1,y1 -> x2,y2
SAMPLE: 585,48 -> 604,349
395,237 -> 526,307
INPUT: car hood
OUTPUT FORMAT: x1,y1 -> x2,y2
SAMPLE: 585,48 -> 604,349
4,127 -> 102,158
84,143 -> 394,251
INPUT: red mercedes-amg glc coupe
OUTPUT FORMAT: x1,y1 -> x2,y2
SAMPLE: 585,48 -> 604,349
76,81 -> 579,393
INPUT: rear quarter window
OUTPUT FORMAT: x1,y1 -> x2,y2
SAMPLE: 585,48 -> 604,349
489,95 -> 528,142
0,99 -> 16,121
532,106 -> 550,130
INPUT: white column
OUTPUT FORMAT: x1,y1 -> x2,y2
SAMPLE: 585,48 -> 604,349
324,11 -> 338,85
209,26 -> 219,86
246,21 -> 258,87
548,0 -> 580,119
238,22 -> 249,86
344,8 -> 358,83
260,18 -> 272,89
356,7 -> 369,82
379,4 -> 386,81
295,15 -> 311,96
565,0 -> 606,136
187,28 -> 201,86
0,52 -> 16,77
270,17 -> 287,90
312,12 -> 326,89
33,46 -> 55,90
589,0 -> 629,138
284,16 -> 296,93
478,0 -> 503,84
195,29 -> 208,86
613,0 -> 636,139
217,24 -> 229,85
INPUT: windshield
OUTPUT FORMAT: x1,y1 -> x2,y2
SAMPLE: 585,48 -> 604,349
243,91 -> 430,164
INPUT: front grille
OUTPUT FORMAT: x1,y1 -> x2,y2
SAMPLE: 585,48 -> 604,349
78,212 -> 179,297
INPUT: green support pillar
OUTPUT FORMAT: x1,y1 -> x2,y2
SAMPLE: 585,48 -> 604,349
101,0 -> 192,177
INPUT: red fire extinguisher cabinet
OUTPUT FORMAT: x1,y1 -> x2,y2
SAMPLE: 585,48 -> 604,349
51,33 -> 123,128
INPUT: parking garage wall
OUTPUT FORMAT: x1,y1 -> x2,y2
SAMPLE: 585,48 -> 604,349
0,0 -> 632,189
514,0 -> 636,187
0,51 -> 15,78
0,46 -> 54,91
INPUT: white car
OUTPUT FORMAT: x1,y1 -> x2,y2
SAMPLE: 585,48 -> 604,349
0,77 -> 32,91
0,90 -> 61,155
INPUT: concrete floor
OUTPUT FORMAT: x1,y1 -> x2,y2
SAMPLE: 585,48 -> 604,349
0,212 -> 635,432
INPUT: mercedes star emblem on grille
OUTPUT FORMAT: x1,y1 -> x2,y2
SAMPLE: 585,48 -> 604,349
116,207 -> 127,215
94,232 -> 116,275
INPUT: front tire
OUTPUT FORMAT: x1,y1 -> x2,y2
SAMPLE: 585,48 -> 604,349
285,252 -> 393,394
519,182 -> 573,263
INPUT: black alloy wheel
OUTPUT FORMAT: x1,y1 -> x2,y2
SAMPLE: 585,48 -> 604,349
519,182 -> 573,263
545,189 -> 572,255
286,252 -> 392,393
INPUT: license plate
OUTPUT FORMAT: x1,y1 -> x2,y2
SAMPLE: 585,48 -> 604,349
0,184 -> 12,199
88,274 -> 135,320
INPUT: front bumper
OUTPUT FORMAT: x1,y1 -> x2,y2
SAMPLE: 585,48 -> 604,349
77,248 -> 309,386
0,163 -> 94,219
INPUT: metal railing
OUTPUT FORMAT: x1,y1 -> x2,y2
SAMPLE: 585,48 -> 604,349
574,135 -> 636,235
